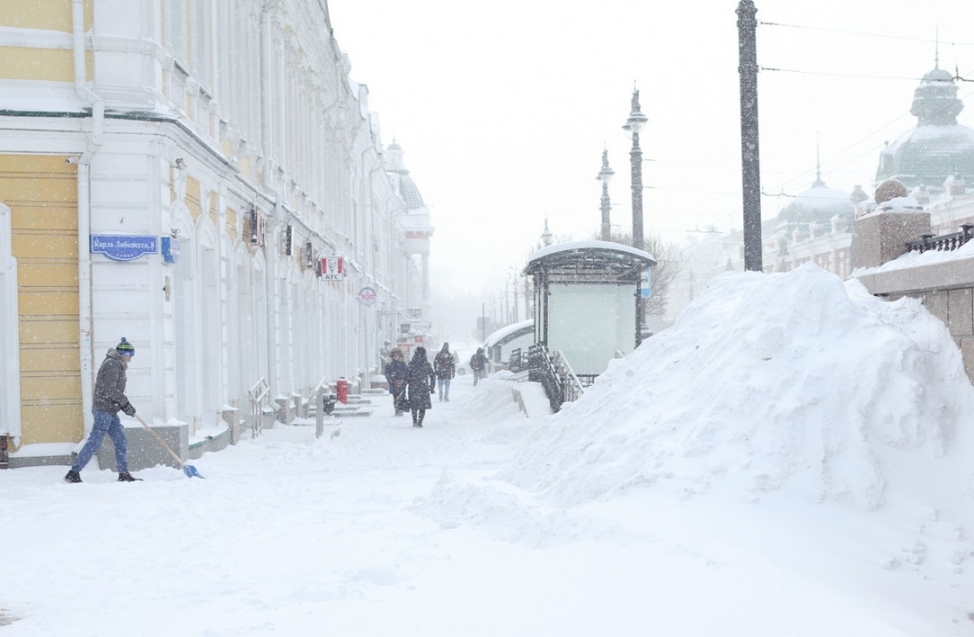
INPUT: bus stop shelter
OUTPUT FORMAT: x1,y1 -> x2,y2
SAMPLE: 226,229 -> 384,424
523,240 -> 656,382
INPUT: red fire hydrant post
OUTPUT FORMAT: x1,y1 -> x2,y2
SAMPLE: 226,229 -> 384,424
336,377 -> 349,404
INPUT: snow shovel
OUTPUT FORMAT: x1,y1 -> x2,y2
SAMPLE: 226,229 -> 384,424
134,414 -> 204,478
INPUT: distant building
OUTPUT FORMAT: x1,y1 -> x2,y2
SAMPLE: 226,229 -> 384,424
664,58 -> 974,326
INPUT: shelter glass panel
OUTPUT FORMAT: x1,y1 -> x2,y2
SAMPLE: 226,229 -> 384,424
547,283 -> 635,376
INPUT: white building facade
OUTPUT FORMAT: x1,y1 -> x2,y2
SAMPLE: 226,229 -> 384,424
0,0 -> 424,460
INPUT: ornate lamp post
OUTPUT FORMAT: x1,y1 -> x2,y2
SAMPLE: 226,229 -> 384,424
623,89 -> 648,252
597,148 -> 615,241
623,89 -> 648,343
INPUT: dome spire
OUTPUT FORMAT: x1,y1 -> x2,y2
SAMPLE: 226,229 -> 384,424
813,135 -> 825,187
910,46 -> 962,126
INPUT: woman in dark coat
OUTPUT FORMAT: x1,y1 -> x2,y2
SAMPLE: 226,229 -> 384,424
383,348 -> 408,416
405,346 -> 436,427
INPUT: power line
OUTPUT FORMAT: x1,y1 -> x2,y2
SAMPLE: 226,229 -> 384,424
759,20 -> 974,48
761,66 -> 926,82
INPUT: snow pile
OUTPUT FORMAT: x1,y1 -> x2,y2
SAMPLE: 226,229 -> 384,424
499,263 -> 974,513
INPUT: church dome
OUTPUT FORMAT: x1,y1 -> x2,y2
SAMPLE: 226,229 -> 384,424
777,175 -> 855,227
384,140 -> 426,210
875,63 -> 974,190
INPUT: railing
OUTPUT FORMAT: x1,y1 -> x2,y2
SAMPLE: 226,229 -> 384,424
906,223 -> 974,253
508,348 -> 524,373
552,350 -> 586,404
248,377 -> 270,438
527,344 -> 586,412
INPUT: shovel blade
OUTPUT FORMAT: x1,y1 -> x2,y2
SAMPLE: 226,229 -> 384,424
182,464 -> 204,479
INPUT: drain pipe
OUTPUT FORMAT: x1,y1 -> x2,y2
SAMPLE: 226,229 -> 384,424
260,0 -> 283,178
73,0 -> 104,432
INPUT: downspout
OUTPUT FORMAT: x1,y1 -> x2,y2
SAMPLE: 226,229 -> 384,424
260,0 -> 282,181
265,196 -> 283,403
260,0 -> 283,403
74,0 -> 104,433
0,203 -> 21,452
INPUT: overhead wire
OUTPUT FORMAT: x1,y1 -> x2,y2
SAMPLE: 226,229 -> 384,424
754,18 -> 974,194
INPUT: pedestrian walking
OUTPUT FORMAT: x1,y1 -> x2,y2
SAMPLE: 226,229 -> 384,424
406,346 -> 436,427
433,342 -> 456,401
64,337 -> 141,483
470,347 -> 488,386
383,348 -> 408,416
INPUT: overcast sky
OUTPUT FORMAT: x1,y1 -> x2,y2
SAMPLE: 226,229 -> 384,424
328,0 -> 974,296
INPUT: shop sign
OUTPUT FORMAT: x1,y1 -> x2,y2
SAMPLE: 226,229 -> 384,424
357,286 -> 377,306
161,236 -> 180,264
90,234 -> 158,261
249,208 -> 267,246
320,257 -> 345,280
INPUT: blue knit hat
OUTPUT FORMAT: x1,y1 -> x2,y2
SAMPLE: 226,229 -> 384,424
116,337 -> 135,357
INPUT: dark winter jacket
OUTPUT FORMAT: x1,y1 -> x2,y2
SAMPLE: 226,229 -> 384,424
470,350 -> 488,372
92,349 -> 132,414
433,349 -> 456,379
406,352 -> 436,410
384,359 -> 408,396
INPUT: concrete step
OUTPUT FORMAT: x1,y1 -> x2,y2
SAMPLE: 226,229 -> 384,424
331,407 -> 373,418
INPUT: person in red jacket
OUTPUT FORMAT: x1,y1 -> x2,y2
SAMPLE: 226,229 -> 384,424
64,338 -> 140,483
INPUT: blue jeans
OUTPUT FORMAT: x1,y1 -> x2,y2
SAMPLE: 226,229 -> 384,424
72,409 -> 128,473
437,377 -> 451,399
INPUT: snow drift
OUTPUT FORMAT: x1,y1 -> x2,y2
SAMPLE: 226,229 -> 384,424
498,263 -> 974,514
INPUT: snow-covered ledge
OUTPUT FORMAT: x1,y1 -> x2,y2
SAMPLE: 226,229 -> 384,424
854,242 -> 974,383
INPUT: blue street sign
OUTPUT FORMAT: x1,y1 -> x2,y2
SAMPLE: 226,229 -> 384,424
640,268 -> 652,298
90,235 -> 158,261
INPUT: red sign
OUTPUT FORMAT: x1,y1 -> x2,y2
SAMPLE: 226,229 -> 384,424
319,257 -> 344,280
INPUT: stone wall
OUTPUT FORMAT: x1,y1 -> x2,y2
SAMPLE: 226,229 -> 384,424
856,259 -> 974,382
854,210 -> 974,383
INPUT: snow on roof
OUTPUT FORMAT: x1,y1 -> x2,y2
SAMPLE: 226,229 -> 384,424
484,319 -> 533,348
853,233 -> 974,275
528,239 -> 655,264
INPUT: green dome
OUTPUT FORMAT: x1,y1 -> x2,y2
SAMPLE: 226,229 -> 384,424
777,178 -> 855,227
876,65 -> 974,189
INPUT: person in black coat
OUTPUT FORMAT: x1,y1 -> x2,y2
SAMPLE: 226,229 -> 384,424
405,346 -> 436,427
383,348 -> 408,416
433,342 -> 456,402
470,347 -> 488,386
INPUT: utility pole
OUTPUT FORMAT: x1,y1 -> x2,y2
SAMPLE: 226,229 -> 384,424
737,0 -> 763,271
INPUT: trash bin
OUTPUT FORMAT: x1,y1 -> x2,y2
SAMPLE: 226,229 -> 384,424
336,377 -> 349,404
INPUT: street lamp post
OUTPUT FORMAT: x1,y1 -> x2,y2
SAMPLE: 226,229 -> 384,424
623,89 -> 648,252
623,89 -> 648,343
597,148 -> 615,241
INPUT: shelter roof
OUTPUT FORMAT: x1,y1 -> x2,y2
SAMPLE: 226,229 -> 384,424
484,319 -> 533,349
523,240 -> 656,282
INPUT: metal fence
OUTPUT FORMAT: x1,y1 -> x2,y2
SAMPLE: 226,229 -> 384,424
906,223 -> 974,253
527,344 -> 585,412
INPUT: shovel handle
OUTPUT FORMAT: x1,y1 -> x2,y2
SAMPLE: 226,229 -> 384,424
134,414 -> 185,468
